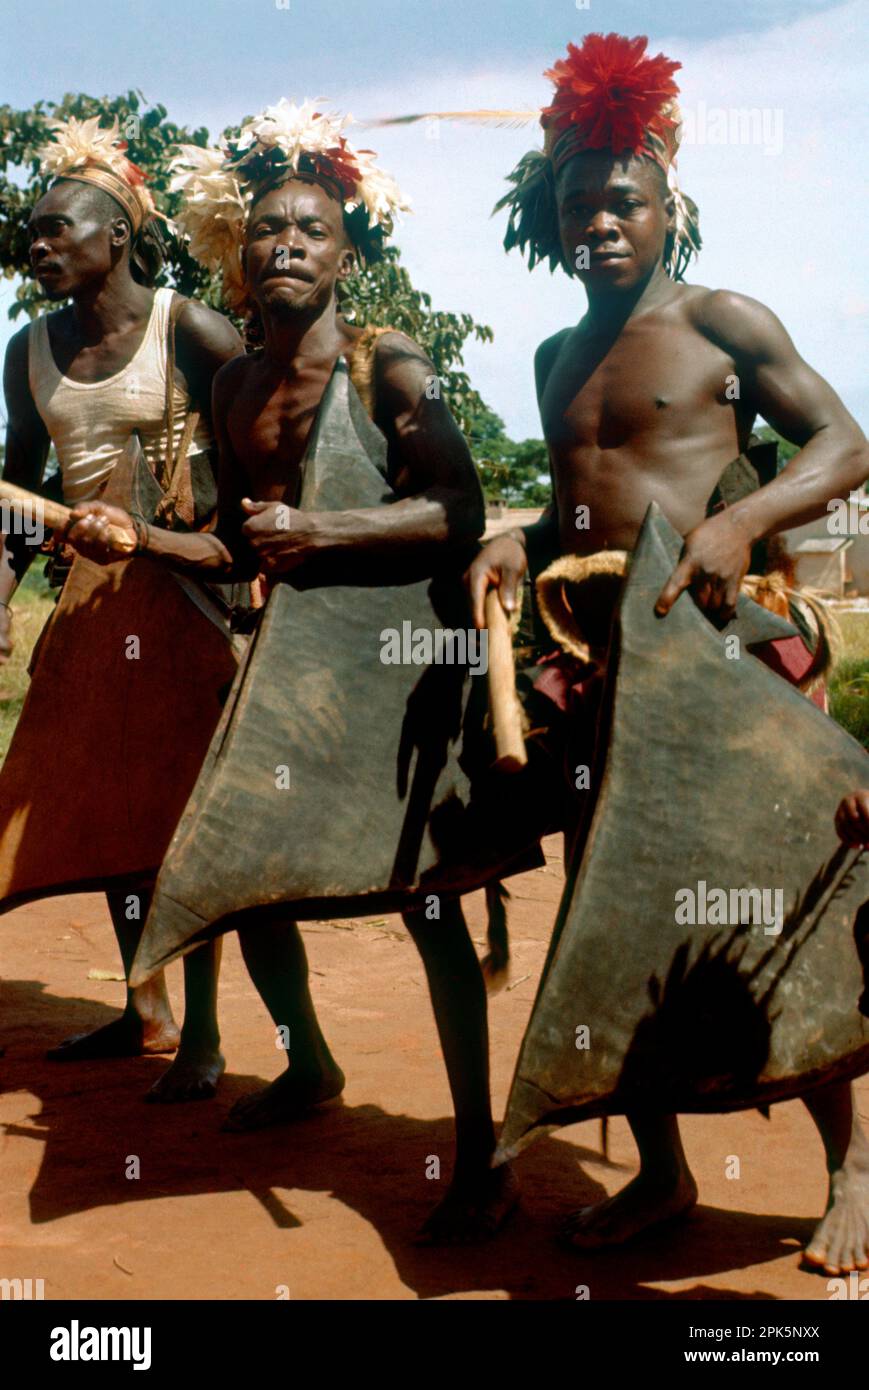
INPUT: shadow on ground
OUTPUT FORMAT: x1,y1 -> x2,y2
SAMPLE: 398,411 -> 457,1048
0,978 -> 817,1301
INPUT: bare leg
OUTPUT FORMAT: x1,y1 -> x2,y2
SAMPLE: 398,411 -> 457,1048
146,938 -> 226,1103
561,1112 -> 698,1249
222,912 -> 344,1132
803,1080 -> 869,1274
47,881 -> 179,1060
403,899 -> 519,1245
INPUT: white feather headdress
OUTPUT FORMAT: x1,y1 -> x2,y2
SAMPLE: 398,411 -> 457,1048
35,116 -> 157,232
169,100 -> 410,311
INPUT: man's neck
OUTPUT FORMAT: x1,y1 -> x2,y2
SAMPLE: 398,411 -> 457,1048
70,267 -> 153,345
261,300 -> 349,372
583,262 -> 678,331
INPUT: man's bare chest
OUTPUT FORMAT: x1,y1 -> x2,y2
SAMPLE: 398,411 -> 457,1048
227,373 -> 332,493
542,324 -> 734,446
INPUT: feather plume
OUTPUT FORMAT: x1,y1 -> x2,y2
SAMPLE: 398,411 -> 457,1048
169,143 -> 248,309
228,100 -> 410,227
360,109 -> 540,131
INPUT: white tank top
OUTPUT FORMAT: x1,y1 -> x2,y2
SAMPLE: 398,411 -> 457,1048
28,287 -> 213,506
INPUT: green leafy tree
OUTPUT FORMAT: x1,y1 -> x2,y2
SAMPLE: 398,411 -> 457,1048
753,423 -> 799,467
470,404 -> 550,507
336,246 -> 494,437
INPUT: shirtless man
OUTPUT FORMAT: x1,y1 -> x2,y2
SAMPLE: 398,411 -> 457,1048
1,120 -> 241,1098
64,105 -> 517,1242
467,34 -> 869,1272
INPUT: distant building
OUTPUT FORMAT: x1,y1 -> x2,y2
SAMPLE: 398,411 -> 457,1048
790,537 -> 854,599
784,496 -> 869,596
484,504 -> 543,539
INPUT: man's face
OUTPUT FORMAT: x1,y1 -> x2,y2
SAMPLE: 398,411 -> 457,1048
244,178 -> 355,320
556,152 -> 674,290
28,183 -> 125,299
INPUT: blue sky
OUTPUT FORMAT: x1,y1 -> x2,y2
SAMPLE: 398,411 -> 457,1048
1,0 -> 866,438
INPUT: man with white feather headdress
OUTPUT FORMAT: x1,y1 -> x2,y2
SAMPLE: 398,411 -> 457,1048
64,101 -> 523,1244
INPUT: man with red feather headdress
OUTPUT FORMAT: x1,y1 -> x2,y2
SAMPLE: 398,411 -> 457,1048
466,33 -> 869,1272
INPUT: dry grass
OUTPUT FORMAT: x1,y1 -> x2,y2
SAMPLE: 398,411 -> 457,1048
828,608 -> 869,749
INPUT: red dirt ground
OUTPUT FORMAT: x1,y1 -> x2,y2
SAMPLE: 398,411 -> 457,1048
1,838 -> 866,1301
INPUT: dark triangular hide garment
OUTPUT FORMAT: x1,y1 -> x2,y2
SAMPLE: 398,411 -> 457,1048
497,504 -> 869,1159
132,363 -> 549,981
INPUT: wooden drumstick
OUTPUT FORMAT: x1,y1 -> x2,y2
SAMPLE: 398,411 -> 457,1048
485,587 -> 527,773
0,479 -> 136,553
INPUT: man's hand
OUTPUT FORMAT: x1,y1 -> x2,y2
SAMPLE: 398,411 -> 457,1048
240,499 -> 324,576
64,502 -> 137,565
835,791 -> 869,849
0,606 -> 13,665
655,510 -> 754,625
465,534 -> 528,631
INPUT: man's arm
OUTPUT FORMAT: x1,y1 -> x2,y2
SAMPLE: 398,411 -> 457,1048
64,356 -> 250,579
657,292 -> 869,620
704,291 -> 868,535
465,332 -> 564,628
140,355 -> 256,578
173,298 -> 244,429
0,326 -> 52,658
240,332 -> 485,577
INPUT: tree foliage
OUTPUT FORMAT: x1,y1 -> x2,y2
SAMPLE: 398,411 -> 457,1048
466,403 -> 550,506
753,423 -> 799,468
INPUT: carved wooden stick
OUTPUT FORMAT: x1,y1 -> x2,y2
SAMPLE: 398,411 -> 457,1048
485,587 -> 527,773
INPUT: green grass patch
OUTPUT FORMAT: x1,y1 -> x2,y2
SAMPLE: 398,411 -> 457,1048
827,610 -> 869,749
829,659 -> 869,749
0,559 -> 56,762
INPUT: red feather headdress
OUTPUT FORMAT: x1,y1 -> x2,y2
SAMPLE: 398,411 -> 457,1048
542,33 -> 682,172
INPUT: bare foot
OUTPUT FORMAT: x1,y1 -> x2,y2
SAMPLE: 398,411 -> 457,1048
560,1168 -> 698,1250
414,1165 -> 520,1246
221,1065 -> 345,1133
46,1014 -> 180,1062
803,1140 -> 869,1275
145,1046 -> 226,1103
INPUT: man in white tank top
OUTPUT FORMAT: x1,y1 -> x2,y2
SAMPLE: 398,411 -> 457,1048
0,121 -> 242,1100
